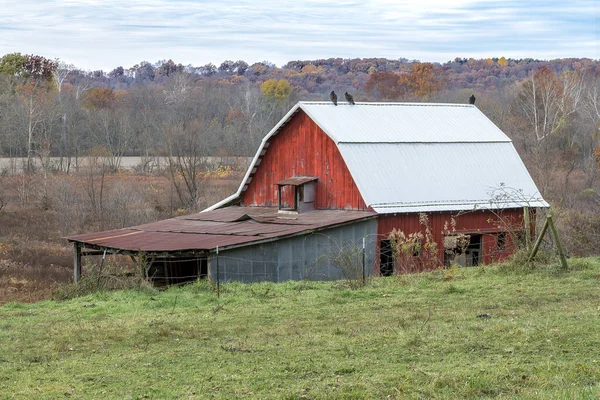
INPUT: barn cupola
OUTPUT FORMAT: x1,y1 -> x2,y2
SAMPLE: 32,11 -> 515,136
275,176 -> 318,214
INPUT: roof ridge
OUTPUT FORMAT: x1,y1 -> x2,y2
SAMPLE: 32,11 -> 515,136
298,101 -> 474,107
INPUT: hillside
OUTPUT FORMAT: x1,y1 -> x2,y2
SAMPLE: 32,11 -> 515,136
1,261 -> 599,398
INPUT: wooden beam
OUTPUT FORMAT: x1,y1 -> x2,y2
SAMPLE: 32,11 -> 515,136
529,215 -> 549,261
547,215 -> 568,270
73,242 -> 82,283
81,250 -> 106,256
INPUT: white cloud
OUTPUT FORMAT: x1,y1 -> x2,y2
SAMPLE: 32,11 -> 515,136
0,0 -> 596,70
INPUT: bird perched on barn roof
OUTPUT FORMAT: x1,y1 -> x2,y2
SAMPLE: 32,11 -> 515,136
330,91 -> 338,106
469,94 -> 476,105
344,92 -> 355,105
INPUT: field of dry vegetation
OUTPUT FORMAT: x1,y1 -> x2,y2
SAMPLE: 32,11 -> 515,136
0,166 -> 241,305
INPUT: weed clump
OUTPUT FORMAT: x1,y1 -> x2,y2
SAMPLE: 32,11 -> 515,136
499,247 -> 558,272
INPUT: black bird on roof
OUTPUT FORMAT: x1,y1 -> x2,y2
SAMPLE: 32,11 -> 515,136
330,90 -> 338,106
344,92 -> 355,105
468,94 -> 476,105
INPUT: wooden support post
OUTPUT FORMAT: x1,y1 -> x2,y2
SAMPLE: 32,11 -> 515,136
529,214 -> 568,270
277,185 -> 282,210
362,237 -> 366,285
523,206 -> 531,251
547,215 -> 568,270
73,242 -> 82,283
529,216 -> 549,261
216,246 -> 220,298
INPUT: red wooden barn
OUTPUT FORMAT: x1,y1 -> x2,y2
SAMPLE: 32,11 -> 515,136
67,101 -> 547,283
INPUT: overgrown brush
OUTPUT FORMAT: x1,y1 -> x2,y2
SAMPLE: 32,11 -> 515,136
51,261 -> 156,300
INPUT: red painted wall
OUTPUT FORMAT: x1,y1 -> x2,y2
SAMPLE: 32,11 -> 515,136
241,111 -> 367,210
376,209 -> 527,274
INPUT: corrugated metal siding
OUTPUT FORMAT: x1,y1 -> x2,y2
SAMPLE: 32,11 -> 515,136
376,209 -> 526,273
212,218 -> 377,283
301,102 -> 511,143
338,142 -> 547,213
241,111 -> 368,210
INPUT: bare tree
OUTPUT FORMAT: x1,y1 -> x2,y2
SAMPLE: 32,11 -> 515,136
518,67 -> 585,142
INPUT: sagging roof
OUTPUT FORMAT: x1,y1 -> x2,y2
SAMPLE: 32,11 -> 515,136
66,207 -> 376,253
208,101 -> 547,213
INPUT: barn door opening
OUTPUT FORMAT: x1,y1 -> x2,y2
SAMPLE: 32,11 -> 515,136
379,239 -> 394,276
443,234 -> 482,267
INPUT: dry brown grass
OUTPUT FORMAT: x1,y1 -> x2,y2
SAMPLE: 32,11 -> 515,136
0,170 -> 241,304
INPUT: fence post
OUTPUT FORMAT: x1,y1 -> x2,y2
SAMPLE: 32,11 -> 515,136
97,249 -> 107,288
523,206 -> 531,251
362,237 -> 366,285
216,246 -> 220,298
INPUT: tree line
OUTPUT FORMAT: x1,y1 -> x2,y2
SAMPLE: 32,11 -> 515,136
1,52 -> 599,203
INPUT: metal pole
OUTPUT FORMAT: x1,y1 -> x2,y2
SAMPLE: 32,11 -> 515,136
362,237 -> 366,285
216,246 -> 220,298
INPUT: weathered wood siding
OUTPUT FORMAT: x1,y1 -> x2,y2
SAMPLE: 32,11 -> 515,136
241,111 -> 367,210
376,208 -> 527,274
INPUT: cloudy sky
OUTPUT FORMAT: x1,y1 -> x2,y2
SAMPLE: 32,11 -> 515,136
0,0 -> 597,71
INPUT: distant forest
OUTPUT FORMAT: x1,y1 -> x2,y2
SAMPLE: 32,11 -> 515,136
1,53 -> 600,252
1,53 -> 600,196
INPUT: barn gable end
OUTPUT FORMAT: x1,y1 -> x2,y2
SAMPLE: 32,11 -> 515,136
241,110 -> 368,210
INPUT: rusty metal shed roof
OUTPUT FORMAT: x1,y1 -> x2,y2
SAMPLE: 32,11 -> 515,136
66,207 -> 375,253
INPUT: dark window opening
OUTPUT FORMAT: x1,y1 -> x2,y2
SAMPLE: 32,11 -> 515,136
466,234 -> 481,266
516,231 -> 526,247
276,177 -> 317,213
497,233 -> 506,251
380,239 -> 394,276
413,239 -> 422,257
444,234 -> 482,267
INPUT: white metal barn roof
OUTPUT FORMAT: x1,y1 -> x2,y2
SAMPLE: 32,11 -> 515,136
301,102 -> 510,143
208,101 -> 547,213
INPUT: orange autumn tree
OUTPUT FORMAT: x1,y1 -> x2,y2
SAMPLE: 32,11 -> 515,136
364,63 -> 446,100
400,62 -> 446,98
364,71 -> 409,100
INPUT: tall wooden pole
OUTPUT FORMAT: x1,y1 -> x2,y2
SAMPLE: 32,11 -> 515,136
73,242 -> 82,283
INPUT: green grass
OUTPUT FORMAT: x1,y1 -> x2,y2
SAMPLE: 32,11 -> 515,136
1,260 -> 600,399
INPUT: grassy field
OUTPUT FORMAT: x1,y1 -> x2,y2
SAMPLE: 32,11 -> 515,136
1,260 -> 600,399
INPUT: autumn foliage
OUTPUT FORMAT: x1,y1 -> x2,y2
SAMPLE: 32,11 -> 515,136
82,88 -> 121,109
365,62 -> 446,100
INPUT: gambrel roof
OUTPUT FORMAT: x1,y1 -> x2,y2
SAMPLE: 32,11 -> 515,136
208,101 -> 547,213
